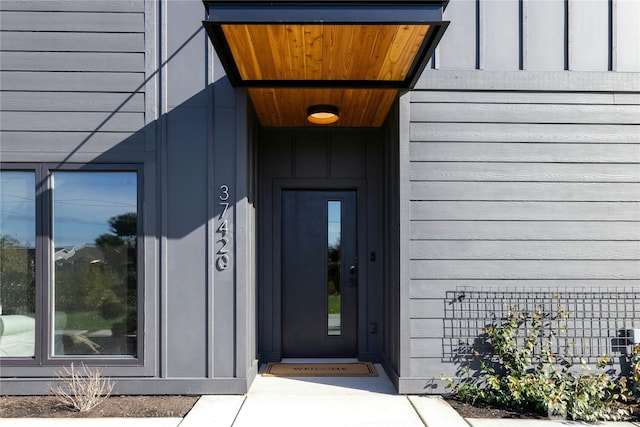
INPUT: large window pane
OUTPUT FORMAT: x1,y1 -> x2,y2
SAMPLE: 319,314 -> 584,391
0,172 -> 36,357
52,172 -> 138,356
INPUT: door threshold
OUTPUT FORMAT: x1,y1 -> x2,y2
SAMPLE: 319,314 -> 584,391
280,357 -> 359,363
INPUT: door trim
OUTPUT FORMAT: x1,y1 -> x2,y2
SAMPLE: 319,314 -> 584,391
272,179 -> 368,360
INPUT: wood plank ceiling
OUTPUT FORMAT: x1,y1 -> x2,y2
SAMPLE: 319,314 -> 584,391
222,24 -> 430,82
203,2 -> 449,128
248,88 -> 398,127
220,24 -> 429,127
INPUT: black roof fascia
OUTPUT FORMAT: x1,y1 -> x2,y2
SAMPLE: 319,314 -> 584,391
203,0 -> 450,13
204,2 -> 444,23
202,1 -> 448,89
205,0 -> 444,24
202,21 -> 244,86
405,20 -> 449,88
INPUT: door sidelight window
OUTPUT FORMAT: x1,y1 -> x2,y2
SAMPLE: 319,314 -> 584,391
327,200 -> 342,336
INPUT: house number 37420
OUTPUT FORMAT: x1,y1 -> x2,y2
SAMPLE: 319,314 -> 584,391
216,184 -> 231,271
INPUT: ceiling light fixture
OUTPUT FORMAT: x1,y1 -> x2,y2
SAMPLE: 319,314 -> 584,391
307,104 -> 339,125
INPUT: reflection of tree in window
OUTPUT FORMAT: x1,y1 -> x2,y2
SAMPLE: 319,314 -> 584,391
0,235 -> 35,315
327,236 -> 341,298
95,212 -> 137,340
55,212 -> 137,355
0,171 -> 37,357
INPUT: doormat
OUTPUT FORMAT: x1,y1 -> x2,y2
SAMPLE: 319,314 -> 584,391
263,362 -> 377,377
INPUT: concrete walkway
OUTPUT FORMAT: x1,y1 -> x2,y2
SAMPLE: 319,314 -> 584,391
1,364 -> 638,427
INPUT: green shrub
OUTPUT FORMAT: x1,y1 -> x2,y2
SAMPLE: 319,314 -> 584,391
443,305 -> 637,422
630,344 -> 640,398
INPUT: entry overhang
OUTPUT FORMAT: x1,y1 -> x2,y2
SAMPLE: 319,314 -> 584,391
203,1 -> 449,127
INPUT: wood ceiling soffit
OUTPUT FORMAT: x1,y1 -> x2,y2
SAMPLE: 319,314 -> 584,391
248,88 -> 398,127
221,24 -> 431,82
203,2 -> 449,127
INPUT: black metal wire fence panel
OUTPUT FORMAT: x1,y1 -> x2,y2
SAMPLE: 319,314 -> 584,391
443,287 -> 639,363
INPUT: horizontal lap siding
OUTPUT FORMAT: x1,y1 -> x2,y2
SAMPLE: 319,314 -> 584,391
410,103 -> 640,125
0,72 -> 145,92
0,2 -> 146,156
407,90 -> 640,380
410,182 -> 640,201
1,92 -> 145,112
411,124 -> 638,144
1,32 -> 145,52
411,221 -> 640,241
0,1 -> 144,12
410,241 -> 640,260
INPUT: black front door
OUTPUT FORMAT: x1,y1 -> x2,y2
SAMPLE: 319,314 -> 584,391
281,190 -> 358,357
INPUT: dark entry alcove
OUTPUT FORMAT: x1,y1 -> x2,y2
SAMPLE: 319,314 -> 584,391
255,124 -> 401,374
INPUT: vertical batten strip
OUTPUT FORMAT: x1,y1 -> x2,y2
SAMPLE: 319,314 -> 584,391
521,0 -> 528,70
519,0 -> 524,70
608,0 -> 614,71
611,0 -> 618,71
568,0 -> 575,70
564,0 -> 569,70
159,0 -> 169,380
477,0 -> 483,70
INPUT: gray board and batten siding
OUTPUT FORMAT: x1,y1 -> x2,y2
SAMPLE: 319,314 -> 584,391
434,0 -> 639,71
0,0 -> 257,394
401,0 -> 640,393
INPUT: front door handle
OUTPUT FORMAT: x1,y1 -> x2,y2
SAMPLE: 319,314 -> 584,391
348,257 -> 358,287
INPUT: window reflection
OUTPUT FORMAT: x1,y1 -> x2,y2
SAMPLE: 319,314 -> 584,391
52,172 -> 138,356
0,172 -> 36,357
327,200 -> 341,336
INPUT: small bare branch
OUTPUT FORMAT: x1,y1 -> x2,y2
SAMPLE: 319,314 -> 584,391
49,362 -> 115,412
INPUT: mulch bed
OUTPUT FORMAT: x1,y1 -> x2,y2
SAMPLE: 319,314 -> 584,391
444,396 -> 640,421
444,396 -> 545,419
0,395 -> 199,418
